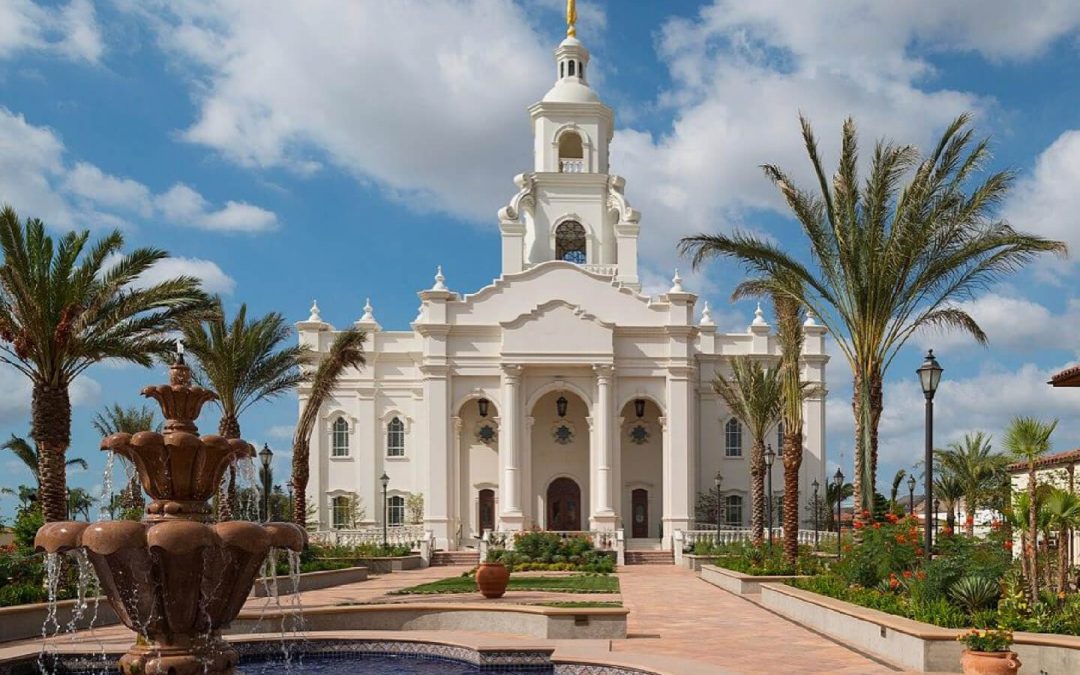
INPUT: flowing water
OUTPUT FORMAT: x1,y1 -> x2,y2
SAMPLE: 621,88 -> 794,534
38,552 -> 62,674
98,451 -> 115,521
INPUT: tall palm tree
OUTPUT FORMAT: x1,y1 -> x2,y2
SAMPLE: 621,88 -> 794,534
0,206 -> 213,520
92,404 -> 161,515
934,431 -> 1008,534
1042,487 -> 1080,597
681,115 -> 1067,521
66,486 -> 95,521
888,469 -> 907,514
2,434 -> 88,487
1003,416 -> 1058,603
713,356 -> 783,546
182,298 -> 306,520
291,327 -> 366,526
774,292 -> 816,564
934,473 -> 964,533
826,480 -> 853,531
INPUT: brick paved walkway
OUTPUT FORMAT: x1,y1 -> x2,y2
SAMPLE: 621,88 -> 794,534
614,565 -> 900,674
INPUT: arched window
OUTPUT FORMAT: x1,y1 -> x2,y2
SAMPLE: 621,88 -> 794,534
387,495 -> 405,526
568,60 -> 575,77
331,495 -> 350,529
776,422 -> 784,456
387,417 -> 405,457
332,417 -> 349,457
558,131 -> 584,173
724,494 -> 743,527
724,418 -> 742,457
555,221 -> 586,263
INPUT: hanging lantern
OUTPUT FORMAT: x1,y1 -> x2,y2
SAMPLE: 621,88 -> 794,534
478,398 -> 489,417
634,399 -> 645,418
556,395 -> 568,418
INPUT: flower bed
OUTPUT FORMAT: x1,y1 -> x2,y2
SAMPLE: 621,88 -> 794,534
486,532 -> 615,573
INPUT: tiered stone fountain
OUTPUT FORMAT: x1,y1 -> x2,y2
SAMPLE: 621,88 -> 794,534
35,353 -> 306,675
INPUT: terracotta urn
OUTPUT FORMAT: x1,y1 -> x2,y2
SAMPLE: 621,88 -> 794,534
475,561 -> 510,598
960,649 -> 1021,675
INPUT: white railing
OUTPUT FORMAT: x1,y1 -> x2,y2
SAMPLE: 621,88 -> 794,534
582,264 -> 617,276
310,525 -> 426,548
677,528 -> 837,551
560,158 -> 585,173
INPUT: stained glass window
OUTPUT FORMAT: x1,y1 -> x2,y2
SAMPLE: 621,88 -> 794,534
555,221 -> 586,264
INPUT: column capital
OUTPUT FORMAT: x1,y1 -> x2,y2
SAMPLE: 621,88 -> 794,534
592,363 -> 615,380
452,416 -> 463,433
658,415 -> 668,430
501,363 -> 523,382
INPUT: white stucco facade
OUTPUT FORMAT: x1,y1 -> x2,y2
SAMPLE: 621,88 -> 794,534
298,33 -> 829,550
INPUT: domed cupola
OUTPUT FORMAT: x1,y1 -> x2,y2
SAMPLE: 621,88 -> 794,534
543,36 -> 600,105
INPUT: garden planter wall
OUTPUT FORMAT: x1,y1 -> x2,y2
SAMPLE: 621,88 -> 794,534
0,596 -> 119,643
699,564 -> 809,596
349,555 -> 423,574
760,583 -> 1080,673
250,565 -> 369,597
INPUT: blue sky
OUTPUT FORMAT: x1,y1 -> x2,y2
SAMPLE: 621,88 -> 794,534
0,0 -> 1078,519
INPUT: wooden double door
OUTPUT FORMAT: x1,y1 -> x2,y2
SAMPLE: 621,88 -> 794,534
631,488 -> 649,538
547,477 -> 581,531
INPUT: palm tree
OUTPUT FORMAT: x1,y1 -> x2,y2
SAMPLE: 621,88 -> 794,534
66,487 -> 95,521
934,431 -> 1008,535
775,292 -> 816,564
681,115 -> 1067,521
92,404 -> 161,515
713,356 -> 783,546
888,469 -> 907,514
1004,416 -> 1058,603
291,327 -> 366,526
826,479 -> 853,531
183,299 -> 306,520
2,434 -> 88,487
0,206 -> 213,520
1042,487 -> 1080,597
934,473 -> 964,534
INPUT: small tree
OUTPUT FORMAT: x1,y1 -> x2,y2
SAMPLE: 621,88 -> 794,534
406,492 -> 424,525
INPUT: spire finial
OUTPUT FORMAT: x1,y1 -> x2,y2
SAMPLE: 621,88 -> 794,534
432,265 -> 447,291
360,297 -> 375,322
308,300 -> 322,322
700,301 -> 715,327
804,309 -> 818,327
566,0 -> 577,37
752,302 -> 768,327
669,268 -> 684,293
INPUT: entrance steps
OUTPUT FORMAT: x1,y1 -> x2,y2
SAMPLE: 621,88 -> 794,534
623,549 -> 674,565
625,538 -> 663,551
431,550 -> 480,566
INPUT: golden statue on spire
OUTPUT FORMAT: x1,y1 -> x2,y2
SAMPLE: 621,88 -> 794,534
566,0 -> 577,37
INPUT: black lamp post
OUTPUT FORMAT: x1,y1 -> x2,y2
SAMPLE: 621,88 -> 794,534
834,466 -> 844,558
907,474 -> 917,517
258,443 -> 273,522
764,444 -> 776,548
713,474 -> 723,542
380,472 -> 390,551
933,498 -> 941,537
811,478 -> 820,549
917,349 -> 943,560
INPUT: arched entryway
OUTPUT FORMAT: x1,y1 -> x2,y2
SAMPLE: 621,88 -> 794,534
620,398 -> 663,540
456,396 -> 499,544
547,477 -> 582,531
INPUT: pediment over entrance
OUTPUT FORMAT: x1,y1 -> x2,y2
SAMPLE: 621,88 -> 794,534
449,261 -> 669,327
500,299 -> 613,358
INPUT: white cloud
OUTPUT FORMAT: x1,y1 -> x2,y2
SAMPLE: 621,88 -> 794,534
266,424 -> 295,440
0,106 -> 278,233
0,0 -> 103,64
0,366 -> 101,426
1002,129 -> 1080,278
914,294 -> 1080,356
135,257 -> 236,295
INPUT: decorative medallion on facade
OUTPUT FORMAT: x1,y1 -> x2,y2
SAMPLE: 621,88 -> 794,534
628,424 -> 649,445
552,422 -> 575,445
476,423 -> 497,445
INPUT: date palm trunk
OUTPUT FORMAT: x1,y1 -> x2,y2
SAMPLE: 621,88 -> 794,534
32,382 -> 71,522
782,429 -> 803,566
851,371 -> 882,533
291,438 -> 309,526
1028,464 -> 1039,604
216,414 -> 241,520
751,438 -> 765,546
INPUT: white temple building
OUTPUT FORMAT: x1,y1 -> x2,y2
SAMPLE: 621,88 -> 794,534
298,23 -> 829,552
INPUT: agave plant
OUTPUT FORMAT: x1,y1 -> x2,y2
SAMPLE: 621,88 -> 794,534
949,576 -> 1001,614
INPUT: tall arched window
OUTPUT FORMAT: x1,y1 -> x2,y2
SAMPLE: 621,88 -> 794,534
724,418 -> 742,457
724,495 -> 743,527
332,417 -> 349,457
776,422 -> 784,456
387,495 -> 405,526
331,495 -> 349,529
558,131 -> 584,173
555,221 -> 586,264
387,417 -> 405,457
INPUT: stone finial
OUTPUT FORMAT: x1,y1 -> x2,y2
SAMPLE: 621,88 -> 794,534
432,265 -> 447,291
700,301 -> 715,327
669,269 -> 684,293
804,310 -> 818,327
751,302 -> 768,327
308,300 -> 322,322
360,297 -> 375,322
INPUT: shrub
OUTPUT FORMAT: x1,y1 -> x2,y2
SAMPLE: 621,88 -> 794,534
949,576 -> 1000,614
957,628 -> 1012,653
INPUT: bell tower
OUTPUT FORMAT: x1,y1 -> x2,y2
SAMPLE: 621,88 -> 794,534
497,1 -> 641,290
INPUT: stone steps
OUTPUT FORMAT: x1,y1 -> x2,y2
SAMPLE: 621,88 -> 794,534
431,550 -> 480,566
623,550 -> 674,565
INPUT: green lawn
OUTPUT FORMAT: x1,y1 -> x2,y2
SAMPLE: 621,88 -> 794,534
391,574 -> 619,595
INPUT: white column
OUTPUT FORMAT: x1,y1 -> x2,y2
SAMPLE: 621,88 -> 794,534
591,364 -> 616,530
499,365 -> 524,530
422,365 -> 452,549
663,366 -> 695,547
451,416 -> 463,549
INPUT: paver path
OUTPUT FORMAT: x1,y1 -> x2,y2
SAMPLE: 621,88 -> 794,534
614,565 -> 900,674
